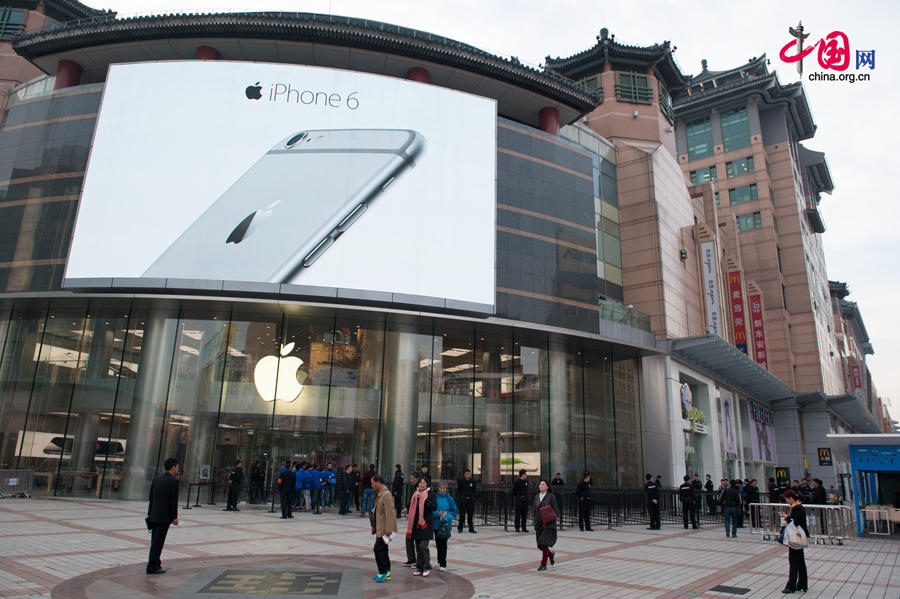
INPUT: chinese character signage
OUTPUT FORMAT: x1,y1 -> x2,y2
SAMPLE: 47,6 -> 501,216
748,293 -> 768,370
851,364 -> 863,400
728,271 -> 748,354
700,241 -> 722,337
780,20 -> 876,84
817,448 -> 833,466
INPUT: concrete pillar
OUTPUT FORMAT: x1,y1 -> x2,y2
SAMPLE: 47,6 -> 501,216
407,67 -> 429,83
121,309 -> 179,501
195,45 -> 221,60
381,329 -> 424,475
53,60 -> 83,90
481,349 -> 503,484
548,341 -> 571,478
69,412 -> 101,474
539,106 -> 560,136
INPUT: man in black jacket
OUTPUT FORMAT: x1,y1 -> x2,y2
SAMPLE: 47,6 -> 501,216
512,469 -> 529,533
705,474 -> 716,515
391,464 -> 404,518
690,473 -> 703,525
576,471 -> 593,531
340,465 -> 355,515
720,479 -> 741,538
679,475 -> 698,529
249,461 -> 264,504
226,460 -> 243,511
279,461 -> 295,519
146,457 -> 179,575
457,468 -> 477,533
745,479 -> 761,527
645,473 -> 660,530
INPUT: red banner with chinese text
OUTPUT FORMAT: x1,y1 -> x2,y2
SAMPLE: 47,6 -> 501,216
852,364 -> 863,400
728,271 -> 748,353
748,293 -> 768,370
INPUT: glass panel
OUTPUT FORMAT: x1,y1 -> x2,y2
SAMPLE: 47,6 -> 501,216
613,356 -> 642,486
430,322 -> 475,482
472,328 -> 514,486
722,107 -> 751,152
603,233 -> 622,268
686,118 -> 713,160
547,338 -> 581,484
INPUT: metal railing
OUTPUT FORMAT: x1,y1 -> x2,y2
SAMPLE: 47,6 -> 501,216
749,503 -> 854,545
0,470 -> 33,498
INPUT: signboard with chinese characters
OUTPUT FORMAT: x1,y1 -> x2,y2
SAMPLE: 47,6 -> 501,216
748,293 -> 768,370
851,364 -> 864,400
700,241 -> 722,337
728,271 -> 748,353
817,448 -> 833,466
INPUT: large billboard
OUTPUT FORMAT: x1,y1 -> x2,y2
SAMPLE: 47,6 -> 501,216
64,61 -> 497,309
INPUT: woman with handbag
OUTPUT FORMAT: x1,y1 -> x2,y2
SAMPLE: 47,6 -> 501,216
778,489 -> 810,593
533,480 -> 560,571
406,477 -> 437,577
432,482 -> 458,571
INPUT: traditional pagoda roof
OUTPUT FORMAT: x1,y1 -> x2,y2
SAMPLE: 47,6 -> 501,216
8,0 -> 112,21
841,299 -> 874,355
799,145 -> 834,194
544,27 -> 688,90
673,54 -> 816,141
11,11 -> 600,125
829,280 -> 850,299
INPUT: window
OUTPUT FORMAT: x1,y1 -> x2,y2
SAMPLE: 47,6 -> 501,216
686,117 -> 713,160
721,107 -> 751,152
726,156 -> 755,177
728,184 -> 758,205
659,86 -> 675,123
714,192 -> 720,208
736,212 -> 763,232
578,75 -> 600,91
689,166 -> 717,185
0,8 -> 26,39
615,72 -> 652,104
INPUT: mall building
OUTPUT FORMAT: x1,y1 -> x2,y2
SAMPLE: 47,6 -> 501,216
0,2 -> 888,501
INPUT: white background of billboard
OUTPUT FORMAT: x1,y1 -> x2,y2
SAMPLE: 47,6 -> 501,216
65,61 -> 496,306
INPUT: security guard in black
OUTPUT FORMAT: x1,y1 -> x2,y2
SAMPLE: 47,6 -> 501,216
576,472 -> 593,531
512,470 -> 529,532
645,473 -> 660,529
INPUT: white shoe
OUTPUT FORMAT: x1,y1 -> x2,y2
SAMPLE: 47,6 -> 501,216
422,569 -> 430,577
439,566 -> 447,572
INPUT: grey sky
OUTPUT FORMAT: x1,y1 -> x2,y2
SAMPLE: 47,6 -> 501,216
86,0 -> 900,419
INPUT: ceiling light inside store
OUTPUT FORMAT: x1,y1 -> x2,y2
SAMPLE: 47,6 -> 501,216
441,348 -> 472,357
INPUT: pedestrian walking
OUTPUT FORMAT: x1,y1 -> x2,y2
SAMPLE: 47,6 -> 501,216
533,480 -> 560,571
339,465 -> 354,515
279,461 -> 295,519
432,482 -> 458,571
513,469 -> 530,533
225,460 -> 243,511
407,477 -> 437,577
456,468 -> 477,533
779,490 -> 809,593
392,464 -> 405,518
402,472 -> 419,568
645,473 -> 660,530
679,475 -> 698,529
361,464 -> 376,517
720,479 -> 741,537
146,457 -> 179,575
576,471 -> 593,531
371,474 -> 397,583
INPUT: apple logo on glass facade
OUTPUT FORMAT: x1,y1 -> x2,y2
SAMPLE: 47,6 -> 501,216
245,81 -> 263,100
254,342 -> 304,402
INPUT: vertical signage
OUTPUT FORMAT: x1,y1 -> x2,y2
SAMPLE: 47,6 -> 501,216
748,293 -> 768,370
851,364 -> 863,400
700,241 -> 722,337
728,271 -> 748,353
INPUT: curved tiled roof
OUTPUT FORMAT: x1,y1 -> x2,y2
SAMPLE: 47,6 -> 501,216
12,11 -> 600,111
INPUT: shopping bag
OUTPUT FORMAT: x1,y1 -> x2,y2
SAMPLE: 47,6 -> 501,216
777,526 -> 786,545
785,522 -> 808,549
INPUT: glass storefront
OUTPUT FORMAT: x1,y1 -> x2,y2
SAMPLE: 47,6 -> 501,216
0,299 -> 644,501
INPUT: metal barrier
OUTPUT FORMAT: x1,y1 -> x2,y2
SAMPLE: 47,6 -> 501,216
0,470 -> 33,498
750,503 -> 854,545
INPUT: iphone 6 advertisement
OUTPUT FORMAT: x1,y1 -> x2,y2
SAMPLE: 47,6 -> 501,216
64,61 -> 496,308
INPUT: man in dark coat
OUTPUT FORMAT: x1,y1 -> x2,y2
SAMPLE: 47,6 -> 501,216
419,464 -> 432,487
352,464 -> 361,510
679,475 -> 698,529
745,479 -> 761,527
146,457 -> 179,575
810,479 -> 827,505
533,481 -> 560,571
225,460 -> 243,511
645,473 -> 660,530
690,474 -> 703,524
705,474 -> 716,514
513,469 -> 530,533
249,461 -> 264,504
457,468 -> 477,533
576,471 -> 593,531
340,465 -> 355,515
391,464 -> 405,518
279,461 -> 295,519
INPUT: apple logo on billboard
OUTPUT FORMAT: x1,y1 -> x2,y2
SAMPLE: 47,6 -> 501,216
245,81 -> 263,100
254,342 -> 304,402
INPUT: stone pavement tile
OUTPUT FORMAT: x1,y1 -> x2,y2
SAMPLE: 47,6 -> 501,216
0,521 -> 86,536
0,532 -> 143,557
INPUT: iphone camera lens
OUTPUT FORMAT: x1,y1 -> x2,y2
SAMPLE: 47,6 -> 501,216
286,132 -> 308,147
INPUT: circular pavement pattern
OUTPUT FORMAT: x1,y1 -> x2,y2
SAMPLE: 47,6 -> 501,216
51,554 -> 475,599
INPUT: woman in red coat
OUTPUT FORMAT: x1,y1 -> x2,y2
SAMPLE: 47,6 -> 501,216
532,480 -> 560,571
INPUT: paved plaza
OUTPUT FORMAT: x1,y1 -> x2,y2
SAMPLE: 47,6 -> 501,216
0,497 -> 898,598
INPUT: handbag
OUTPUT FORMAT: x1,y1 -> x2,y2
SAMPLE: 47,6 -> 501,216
435,519 -> 452,539
785,522 -> 808,549
777,525 -> 786,545
540,504 -> 557,524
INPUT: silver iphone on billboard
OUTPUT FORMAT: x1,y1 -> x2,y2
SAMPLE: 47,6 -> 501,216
143,128 -> 424,282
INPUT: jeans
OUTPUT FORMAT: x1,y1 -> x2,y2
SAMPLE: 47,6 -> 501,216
310,488 -> 321,511
293,488 -> 302,508
724,506 -> 738,535
324,485 -> 334,507
374,537 -> 390,574
362,488 -> 375,514
302,489 -> 311,510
